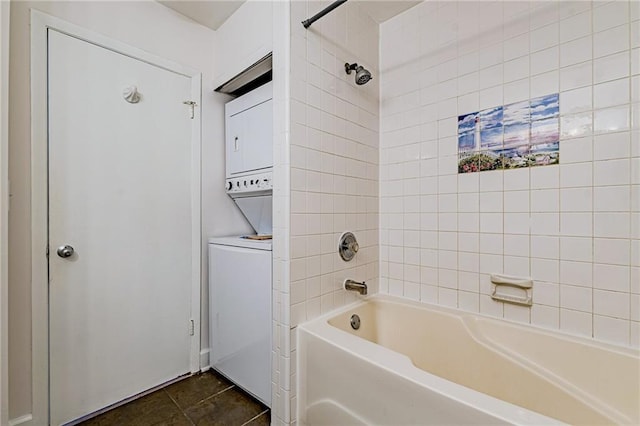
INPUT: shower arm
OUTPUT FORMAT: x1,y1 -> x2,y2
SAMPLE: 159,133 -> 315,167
302,0 -> 347,29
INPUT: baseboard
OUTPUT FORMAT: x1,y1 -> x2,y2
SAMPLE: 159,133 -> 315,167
9,414 -> 32,426
200,348 -> 210,372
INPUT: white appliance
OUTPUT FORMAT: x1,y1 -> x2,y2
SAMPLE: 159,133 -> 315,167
208,81 -> 274,407
224,81 -> 273,235
209,237 -> 272,407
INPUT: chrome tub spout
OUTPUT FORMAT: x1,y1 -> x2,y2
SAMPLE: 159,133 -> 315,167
344,279 -> 367,295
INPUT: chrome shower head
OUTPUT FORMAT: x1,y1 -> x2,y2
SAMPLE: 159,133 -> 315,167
345,62 -> 373,85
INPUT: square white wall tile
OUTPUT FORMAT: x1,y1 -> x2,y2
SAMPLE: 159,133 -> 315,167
593,238 -> 632,265
594,314 -> 630,345
531,258 -> 560,284
560,187 -> 592,211
594,78 -> 630,110
560,285 -> 592,312
594,132 -> 631,161
594,52 -> 630,84
595,289 -> 630,321
559,137 -> 592,164
561,308 -> 592,337
560,237 -> 592,262
504,191 -> 530,212
560,260 -> 592,287
560,212 -> 593,237
560,86 -> 592,114
595,23 -> 630,58
593,263 -> 630,292
378,0 -> 636,349
531,235 -> 560,260
534,281 -> 560,307
594,212 -> 630,238
593,159 -> 630,186
532,304 -> 560,329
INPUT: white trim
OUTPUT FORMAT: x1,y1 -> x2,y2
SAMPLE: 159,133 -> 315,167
200,348 -> 211,371
30,10 -> 202,425
8,415 -> 33,426
0,2 -> 10,425
190,72 -> 203,375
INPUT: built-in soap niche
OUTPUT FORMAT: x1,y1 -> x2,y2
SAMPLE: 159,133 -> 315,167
457,93 -> 559,173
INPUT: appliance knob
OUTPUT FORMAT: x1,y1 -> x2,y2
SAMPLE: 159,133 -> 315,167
227,181 -> 232,190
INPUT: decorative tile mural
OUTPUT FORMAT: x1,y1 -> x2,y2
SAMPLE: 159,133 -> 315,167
458,94 -> 559,173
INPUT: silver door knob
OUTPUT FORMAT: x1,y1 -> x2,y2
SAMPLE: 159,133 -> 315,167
57,245 -> 75,258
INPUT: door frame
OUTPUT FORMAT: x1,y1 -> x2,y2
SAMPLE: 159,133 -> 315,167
0,1 -> 10,425
30,10 -> 202,425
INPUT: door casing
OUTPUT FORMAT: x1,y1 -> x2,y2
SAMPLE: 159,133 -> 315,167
30,10 -> 202,425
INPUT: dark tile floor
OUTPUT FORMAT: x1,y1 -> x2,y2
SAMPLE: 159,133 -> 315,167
80,370 -> 270,426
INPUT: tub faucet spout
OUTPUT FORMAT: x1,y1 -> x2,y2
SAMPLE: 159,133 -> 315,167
344,279 -> 367,295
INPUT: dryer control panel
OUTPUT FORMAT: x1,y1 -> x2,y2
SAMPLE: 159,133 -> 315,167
226,171 -> 272,195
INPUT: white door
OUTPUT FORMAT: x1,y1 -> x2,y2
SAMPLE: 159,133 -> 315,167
242,99 -> 273,172
226,111 -> 244,176
48,29 -> 195,425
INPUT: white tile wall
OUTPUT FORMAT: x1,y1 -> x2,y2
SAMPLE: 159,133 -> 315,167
380,0 -> 639,348
287,1 -> 379,423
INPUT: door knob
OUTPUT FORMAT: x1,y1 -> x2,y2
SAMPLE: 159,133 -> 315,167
57,245 -> 75,258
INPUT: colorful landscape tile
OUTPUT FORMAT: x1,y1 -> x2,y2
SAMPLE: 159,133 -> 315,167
530,93 -> 559,121
477,150 -> 503,171
480,124 -> 503,150
458,131 -> 476,152
457,93 -> 560,174
529,141 -> 559,166
503,122 -> 530,149
500,145 -> 531,169
531,117 -> 559,145
458,112 -> 478,134
480,106 -> 503,129
458,151 -> 478,173
503,101 -> 530,125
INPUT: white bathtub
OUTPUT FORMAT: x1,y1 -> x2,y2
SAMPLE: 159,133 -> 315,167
297,295 -> 640,425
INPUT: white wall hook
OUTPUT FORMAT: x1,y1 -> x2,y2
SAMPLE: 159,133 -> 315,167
123,86 -> 140,103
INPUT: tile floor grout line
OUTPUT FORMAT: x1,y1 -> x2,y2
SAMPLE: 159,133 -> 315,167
163,388 -> 196,426
196,383 -> 236,406
240,409 -> 270,426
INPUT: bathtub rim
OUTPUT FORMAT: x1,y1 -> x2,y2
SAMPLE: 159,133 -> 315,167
297,294 -> 640,426
306,294 -> 639,357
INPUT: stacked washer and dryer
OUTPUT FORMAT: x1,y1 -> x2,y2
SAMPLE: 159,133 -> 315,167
209,80 -> 273,407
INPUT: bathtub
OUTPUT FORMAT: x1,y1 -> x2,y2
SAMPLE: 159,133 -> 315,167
297,295 -> 640,425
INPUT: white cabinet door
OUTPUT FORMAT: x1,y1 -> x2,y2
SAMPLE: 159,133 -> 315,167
225,91 -> 273,177
226,111 -> 244,176
242,99 -> 273,173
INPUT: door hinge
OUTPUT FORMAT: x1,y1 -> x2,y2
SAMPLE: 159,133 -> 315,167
189,319 -> 195,336
46,245 -> 50,258
183,100 -> 197,119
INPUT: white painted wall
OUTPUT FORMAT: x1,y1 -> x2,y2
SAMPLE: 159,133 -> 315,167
1,1 -> 10,425
212,0 -> 273,88
8,1 -> 249,421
